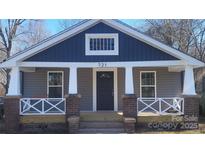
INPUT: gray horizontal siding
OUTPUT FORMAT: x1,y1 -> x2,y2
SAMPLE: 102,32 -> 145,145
133,67 -> 182,97
23,69 -> 47,98
23,68 -> 69,98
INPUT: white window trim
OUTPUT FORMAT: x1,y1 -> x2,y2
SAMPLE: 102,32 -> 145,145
85,33 -> 119,56
140,71 -> 157,98
92,68 -> 118,111
47,71 -> 64,98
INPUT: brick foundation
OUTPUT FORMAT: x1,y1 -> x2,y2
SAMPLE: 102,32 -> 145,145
183,95 -> 200,117
123,117 -> 136,133
65,94 -> 81,117
183,95 -> 200,127
4,96 -> 21,133
67,116 -> 80,134
122,94 -> 137,133
122,94 -> 137,117
65,94 -> 81,133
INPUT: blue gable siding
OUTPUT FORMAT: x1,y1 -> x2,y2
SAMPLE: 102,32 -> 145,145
25,22 -> 178,62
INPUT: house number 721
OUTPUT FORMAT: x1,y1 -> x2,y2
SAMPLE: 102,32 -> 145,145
98,62 -> 107,67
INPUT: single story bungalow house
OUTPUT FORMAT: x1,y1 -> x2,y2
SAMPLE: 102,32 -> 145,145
1,19 -> 204,133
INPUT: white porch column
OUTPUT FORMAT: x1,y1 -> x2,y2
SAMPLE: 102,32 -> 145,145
7,67 -> 21,96
183,65 -> 196,95
69,67 -> 78,94
125,66 -> 134,94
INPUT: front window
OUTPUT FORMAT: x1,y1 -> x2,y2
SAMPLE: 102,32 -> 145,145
85,33 -> 119,55
47,71 -> 64,98
140,71 -> 156,98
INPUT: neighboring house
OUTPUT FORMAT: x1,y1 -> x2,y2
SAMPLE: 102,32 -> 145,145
0,19 -> 204,133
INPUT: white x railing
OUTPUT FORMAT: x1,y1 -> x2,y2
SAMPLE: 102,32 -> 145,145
137,97 -> 184,115
20,98 -> 66,115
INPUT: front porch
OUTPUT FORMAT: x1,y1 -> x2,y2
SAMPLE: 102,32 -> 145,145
4,62 -> 199,133
7,64 -> 196,113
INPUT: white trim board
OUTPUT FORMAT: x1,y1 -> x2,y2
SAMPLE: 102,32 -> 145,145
1,19 -> 204,68
2,60 -> 187,68
92,68 -> 118,112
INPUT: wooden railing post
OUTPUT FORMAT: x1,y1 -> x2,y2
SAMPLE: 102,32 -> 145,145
159,98 -> 161,115
42,99 -> 44,114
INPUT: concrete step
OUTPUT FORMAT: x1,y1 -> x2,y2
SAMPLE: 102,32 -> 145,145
80,112 -> 123,122
80,121 -> 123,129
79,128 -> 125,134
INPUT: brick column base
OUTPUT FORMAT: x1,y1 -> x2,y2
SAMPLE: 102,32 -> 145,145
67,116 -> 80,134
122,94 -> 137,133
182,95 -> 200,129
123,117 -> 136,133
183,95 -> 200,117
65,94 -> 81,133
122,94 -> 137,117
4,96 -> 21,133
175,95 -> 200,130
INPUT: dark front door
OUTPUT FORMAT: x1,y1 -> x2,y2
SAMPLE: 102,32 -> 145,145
97,71 -> 114,111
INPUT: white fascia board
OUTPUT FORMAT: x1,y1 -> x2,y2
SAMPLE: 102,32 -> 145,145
0,61 -> 16,68
103,20 -> 205,67
18,60 -> 184,68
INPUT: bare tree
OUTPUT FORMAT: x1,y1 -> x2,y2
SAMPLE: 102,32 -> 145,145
0,19 -> 26,95
144,19 -> 205,94
145,19 -> 205,55
14,20 -> 50,52
0,19 -> 50,95
192,22 -> 205,62
0,20 -> 26,57
145,20 -> 176,46
58,19 -> 82,30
